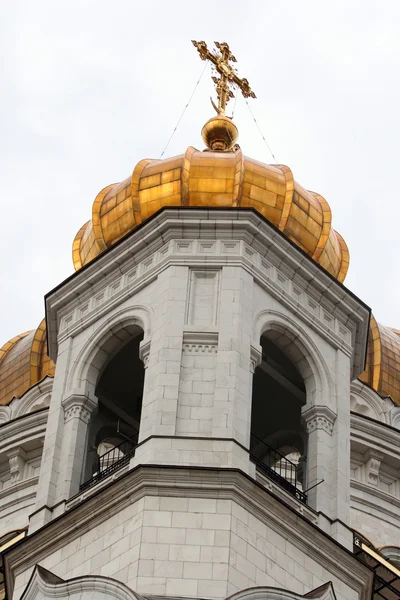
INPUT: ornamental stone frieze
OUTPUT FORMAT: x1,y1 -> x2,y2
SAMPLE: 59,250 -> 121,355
182,331 -> 219,354
61,394 -> 97,424
46,210 -> 369,383
302,405 -> 337,435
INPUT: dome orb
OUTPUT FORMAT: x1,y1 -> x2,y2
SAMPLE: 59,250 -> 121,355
201,115 -> 238,151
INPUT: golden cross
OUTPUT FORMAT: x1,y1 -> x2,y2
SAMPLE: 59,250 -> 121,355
192,40 -> 256,116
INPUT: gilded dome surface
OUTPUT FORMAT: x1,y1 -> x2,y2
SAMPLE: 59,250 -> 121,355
72,147 -> 349,283
0,320 -> 55,405
2,144 -> 400,408
359,316 -> 400,405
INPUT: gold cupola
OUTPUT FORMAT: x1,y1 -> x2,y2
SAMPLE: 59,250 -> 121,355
73,41 -> 349,282
3,40 -> 400,408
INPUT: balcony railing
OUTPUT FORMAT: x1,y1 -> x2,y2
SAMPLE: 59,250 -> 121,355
249,433 -> 307,504
80,437 -> 137,492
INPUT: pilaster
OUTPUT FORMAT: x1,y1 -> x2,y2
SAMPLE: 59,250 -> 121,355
302,405 -> 337,515
138,265 -> 188,442
212,266 -> 254,448
56,393 -> 97,502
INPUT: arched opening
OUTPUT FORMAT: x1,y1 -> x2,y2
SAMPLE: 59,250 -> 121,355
250,334 -> 308,501
82,329 -> 145,488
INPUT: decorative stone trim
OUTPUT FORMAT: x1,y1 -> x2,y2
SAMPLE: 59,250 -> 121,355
21,567 -> 336,600
0,405 -> 11,424
363,449 -> 385,487
302,405 -> 337,435
61,394 -> 97,424
228,583 -> 336,600
182,330 -> 218,353
250,345 -> 262,373
139,339 -> 151,369
47,211 -> 369,379
5,466 -> 372,600
20,565 -> 145,600
7,447 -> 27,484
10,376 -> 53,419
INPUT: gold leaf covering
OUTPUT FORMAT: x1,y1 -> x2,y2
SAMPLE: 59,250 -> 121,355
72,148 -> 350,283
359,316 -> 400,405
2,148 -> 399,408
0,319 -> 55,406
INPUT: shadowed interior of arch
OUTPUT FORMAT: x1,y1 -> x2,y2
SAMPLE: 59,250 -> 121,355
82,329 -> 144,486
250,334 -> 308,496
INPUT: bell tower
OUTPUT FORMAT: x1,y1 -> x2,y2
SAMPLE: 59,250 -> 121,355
2,41 -> 377,600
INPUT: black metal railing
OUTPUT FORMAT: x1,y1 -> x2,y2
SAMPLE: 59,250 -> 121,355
249,433 -> 307,503
80,437 -> 137,492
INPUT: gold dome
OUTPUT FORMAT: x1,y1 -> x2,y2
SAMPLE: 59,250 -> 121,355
0,320 -> 55,406
359,316 -> 400,405
72,147 -> 349,282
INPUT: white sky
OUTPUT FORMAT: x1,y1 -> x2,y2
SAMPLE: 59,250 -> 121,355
1,0 -> 400,346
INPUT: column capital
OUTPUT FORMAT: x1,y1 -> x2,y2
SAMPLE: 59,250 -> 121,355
139,339 -> 151,369
61,394 -> 97,424
302,405 -> 337,435
250,345 -> 262,374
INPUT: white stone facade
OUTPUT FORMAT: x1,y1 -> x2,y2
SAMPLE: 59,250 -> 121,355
7,469 -> 372,600
1,209 -> 400,600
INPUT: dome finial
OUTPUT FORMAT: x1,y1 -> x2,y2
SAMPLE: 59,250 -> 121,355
192,40 -> 256,151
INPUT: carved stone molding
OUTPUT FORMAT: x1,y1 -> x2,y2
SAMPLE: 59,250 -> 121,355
302,405 -> 337,435
228,582 -> 337,600
47,211 -> 369,382
182,331 -> 218,353
61,394 -> 97,424
139,339 -> 151,369
250,345 -> 262,373
363,449 -> 385,487
7,447 -> 27,484
20,565 -> 146,600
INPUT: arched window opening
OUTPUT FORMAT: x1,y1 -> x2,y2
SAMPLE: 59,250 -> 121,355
81,330 -> 144,490
250,335 -> 308,502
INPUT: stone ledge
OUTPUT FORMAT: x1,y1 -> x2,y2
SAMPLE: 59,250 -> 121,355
5,465 -> 371,600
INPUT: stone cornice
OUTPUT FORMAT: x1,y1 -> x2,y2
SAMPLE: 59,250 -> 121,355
351,413 -> 400,461
0,480 -> 38,517
21,565 -> 145,600
182,330 -> 219,353
351,480 -> 400,522
10,377 -> 53,420
0,410 -> 48,455
45,209 -> 370,379
4,466 -> 372,599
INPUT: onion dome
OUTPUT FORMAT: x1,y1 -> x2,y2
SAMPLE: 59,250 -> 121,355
0,320 -> 55,406
72,146 -> 349,282
359,316 -> 400,405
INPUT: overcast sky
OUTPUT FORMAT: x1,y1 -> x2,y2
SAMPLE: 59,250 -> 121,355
1,0 -> 400,346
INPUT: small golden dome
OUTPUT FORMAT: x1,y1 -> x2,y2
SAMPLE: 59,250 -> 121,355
359,317 -> 400,405
72,146 -> 349,282
0,320 -> 55,405
201,115 -> 238,151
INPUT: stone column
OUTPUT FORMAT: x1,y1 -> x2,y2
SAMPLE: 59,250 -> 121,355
212,266 -> 254,448
56,393 -> 97,501
302,405 -> 336,515
137,265 -> 188,443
